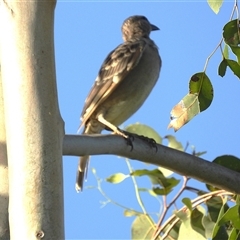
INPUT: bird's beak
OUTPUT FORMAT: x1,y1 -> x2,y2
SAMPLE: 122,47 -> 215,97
151,24 -> 160,31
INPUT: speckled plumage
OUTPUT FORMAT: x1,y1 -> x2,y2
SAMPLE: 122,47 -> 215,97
76,15 -> 161,192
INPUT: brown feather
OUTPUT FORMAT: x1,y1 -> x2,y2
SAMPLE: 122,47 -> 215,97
79,39 -> 147,129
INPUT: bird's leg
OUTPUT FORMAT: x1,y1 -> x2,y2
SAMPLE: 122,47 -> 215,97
97,114 -> 134,149
97,114 -> 127,138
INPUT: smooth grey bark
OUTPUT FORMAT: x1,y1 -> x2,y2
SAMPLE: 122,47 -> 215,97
64,134 -> 240,194
0,67 -> 10,239
1,1 -> 64,239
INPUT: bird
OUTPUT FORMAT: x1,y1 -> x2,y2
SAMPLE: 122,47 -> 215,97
76,15 -> 162,192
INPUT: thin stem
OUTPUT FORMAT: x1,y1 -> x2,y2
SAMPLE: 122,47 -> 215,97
203,0 -> 239,72
185,186 -> 206,194
125,159 -> 155,228
183,141 -> 189,152
220,43 -> 225,57
235,1 -> 239,19
156,195 -> 167,230
229,0 -> 238,20
152,176 -> 189,240
93,168 -> 143,215
125,159 -> 147,214
203,38 -> 223,72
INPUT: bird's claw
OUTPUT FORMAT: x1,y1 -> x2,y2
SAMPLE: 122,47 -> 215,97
114,128 -> 158,152
116,128 -> 135,151
124,135 -> 134,151
138,135 -> 158,152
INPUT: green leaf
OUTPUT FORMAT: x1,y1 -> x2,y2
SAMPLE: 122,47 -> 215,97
236,195 -> 240,205
131,169 -> 162,182
207,155 -> 240,191
211,197 -> 228,239
153,184 -> 180,195
158,167 -> 174,177
168,93 -> 200,131
191,207 -> 205,237
213,155 -> 240,173
176,207 -> 209,239
168,72 -> 213,131
218,58 -> 240,78
189,72 -> 213,111
106,173 -> 128,184
218,59 -> 228,77
131,215 -> 154,239
223,19 -> 240,64
223,19 -> 240,46
182,198 -> 192,212
231,47 -> 240,64
206,196 -> 226,222
218,205 -> 240,230
175,209 -> 190,221
164,135 -> 184,151
161,221 -> 181,240
212,226 -> 228,240
124,209 -> 138,217
207,0 -> 223,14
228,228 -> 240,240
202,215 -> 216,238
176,209 -> 206,240
205,197 -> 229,239
225,59 -> 240,78
138,188 -> 158,197
125,123 -> 162,144
223,44 -> 229,59
131,169 -> 180,195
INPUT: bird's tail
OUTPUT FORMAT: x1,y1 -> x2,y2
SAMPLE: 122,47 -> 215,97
75,155 -> 89,192
75,121 -> 103,192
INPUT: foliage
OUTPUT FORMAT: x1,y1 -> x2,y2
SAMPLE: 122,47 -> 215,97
168,0 -> 240,131
91,123 -> 240,240
207,0 -> 223,14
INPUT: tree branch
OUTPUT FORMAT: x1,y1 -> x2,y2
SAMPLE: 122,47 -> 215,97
63,134 -> 240,194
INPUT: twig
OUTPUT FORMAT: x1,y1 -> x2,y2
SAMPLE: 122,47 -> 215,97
92,168 -> 143,215
125,159 -> 155,228
203,38 -> 223,72
159,190 -> 234,240
152,176 -> 189,240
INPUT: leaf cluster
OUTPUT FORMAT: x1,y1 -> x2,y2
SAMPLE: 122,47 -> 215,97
93,123 -> 240,240
169,1 -> 240,131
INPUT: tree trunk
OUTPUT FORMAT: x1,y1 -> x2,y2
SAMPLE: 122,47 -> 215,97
0,66 -> 10,239
0,1 -> 64,239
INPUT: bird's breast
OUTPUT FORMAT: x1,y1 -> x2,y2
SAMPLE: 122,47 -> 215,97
97,44 -> 161,126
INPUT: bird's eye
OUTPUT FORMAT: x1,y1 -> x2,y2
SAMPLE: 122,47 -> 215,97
140,16 -> 148,21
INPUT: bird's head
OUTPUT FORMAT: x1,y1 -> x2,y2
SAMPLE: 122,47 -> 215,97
121,15 -> 159,41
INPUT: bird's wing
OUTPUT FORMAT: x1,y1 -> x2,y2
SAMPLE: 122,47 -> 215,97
79,39 -> 147,129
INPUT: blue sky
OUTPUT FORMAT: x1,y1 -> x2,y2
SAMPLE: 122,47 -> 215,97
55,1 -> 240,239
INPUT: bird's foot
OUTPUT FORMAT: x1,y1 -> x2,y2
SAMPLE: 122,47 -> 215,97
115,128 -> 135,150
138,135 -> 158,152
107,126 -> 157,152
114,129 -> 157,152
